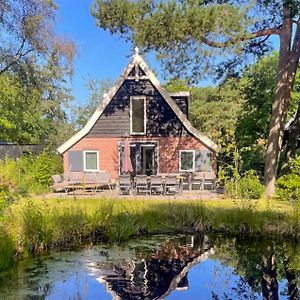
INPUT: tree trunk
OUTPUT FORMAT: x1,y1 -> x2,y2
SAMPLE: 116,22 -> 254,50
262,254 -> 279,300
264,21 -> 293,197
285,103 -> 300,163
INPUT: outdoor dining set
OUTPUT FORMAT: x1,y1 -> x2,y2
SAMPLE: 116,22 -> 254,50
50,170 -> 216,196
117,172 -> 216,195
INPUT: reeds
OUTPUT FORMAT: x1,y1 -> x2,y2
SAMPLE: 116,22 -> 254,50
0,197 -> 299,271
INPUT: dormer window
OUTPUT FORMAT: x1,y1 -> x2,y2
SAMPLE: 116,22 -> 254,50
130,96 -> 146,134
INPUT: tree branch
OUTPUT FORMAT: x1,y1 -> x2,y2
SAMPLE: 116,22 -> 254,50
15,38 -> 26,57
248,34 -> 271,47
200,27 -> 281,48
0,47 -> 34,74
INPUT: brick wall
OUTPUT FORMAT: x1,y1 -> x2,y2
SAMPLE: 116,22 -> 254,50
63,136 -> 216,179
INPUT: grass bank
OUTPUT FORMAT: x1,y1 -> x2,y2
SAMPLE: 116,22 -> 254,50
0,196 -> 299,271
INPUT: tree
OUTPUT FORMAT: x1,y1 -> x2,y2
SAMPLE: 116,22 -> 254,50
92,0 -> 300,196
0,0 -> 76,150
0,0 -> 75,76
0,73 -> 44,143
71,79 -> 113,130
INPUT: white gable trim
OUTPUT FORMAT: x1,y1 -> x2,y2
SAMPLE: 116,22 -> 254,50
57,53 -> 219,154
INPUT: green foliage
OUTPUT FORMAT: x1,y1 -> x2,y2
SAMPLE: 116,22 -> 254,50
0,1 -> 76,151
1,197 -> 300,271
165,78 -> 243,179
235,53 -> 300,176
71,79 -> 113,130
0,152 -> 63,195
0,226 -> 14,271
239,171 -> 265,200
189,80 -> 243,138
21,200 -> 53,252
0,74 -> 44,144
277,155 -> 300,201
91,0 -> 252,80
51,207 -> 90,247
237,53 -> 278,148
225,170 -> 265,199
0,176 -> 18,215
91,0 -> 300,82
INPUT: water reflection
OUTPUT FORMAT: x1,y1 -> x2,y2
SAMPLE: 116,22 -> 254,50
0,234 -> 299,299
88,235 -> 213,299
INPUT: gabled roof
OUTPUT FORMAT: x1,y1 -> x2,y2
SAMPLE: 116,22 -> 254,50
57,51 -> 219,154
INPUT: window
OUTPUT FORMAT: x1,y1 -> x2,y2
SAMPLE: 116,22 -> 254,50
130,96 -> 146,134
83,151 -> 99,172
179,150 -> 195,172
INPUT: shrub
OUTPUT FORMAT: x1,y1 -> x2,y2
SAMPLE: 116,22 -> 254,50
0,176 -> 18,215
239,171 -> 265,199
277,155 -> 300,201
0,151 -> 63,195
225,170 -> 265,199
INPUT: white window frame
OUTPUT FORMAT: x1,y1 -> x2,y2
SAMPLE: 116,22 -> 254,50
130,96 -> 146,135
83,150 -> 99,172
179,150 -> 195,172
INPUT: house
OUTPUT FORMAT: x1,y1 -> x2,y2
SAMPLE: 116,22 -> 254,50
0,141 -> 42,160
58,49 -> 219,179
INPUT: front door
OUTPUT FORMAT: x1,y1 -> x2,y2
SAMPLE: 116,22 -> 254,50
141,145 -> 155,176
119,141 -> 158,176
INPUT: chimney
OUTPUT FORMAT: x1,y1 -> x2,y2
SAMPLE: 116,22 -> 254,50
168,91 -> 191,119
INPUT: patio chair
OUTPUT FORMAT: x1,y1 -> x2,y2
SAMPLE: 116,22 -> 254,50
149,175 -> 164,195
203,171 -> 217,190
118,175 -> 132,195
94,171 -> 112,191
135,175 -> 148,195
164,175 -> 179,195
181,172 -> 192,190
192,173 -> 205,190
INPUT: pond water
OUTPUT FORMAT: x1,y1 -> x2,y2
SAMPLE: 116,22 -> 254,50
0,234 -> 299,299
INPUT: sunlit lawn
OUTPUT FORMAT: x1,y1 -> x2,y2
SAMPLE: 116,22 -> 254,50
23,195 -> 294,216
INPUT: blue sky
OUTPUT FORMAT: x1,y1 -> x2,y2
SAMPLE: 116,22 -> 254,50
55,0 -> 281,107
55,0 -> 160,106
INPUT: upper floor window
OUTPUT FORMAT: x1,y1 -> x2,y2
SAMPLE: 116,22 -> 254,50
130,96 -> 146,134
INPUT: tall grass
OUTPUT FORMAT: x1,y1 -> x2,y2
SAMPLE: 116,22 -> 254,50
0,197 -> 299,271
0,226 -> 14,271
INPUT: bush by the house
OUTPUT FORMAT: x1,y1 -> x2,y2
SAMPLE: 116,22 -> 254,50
277,155 -> 300,201
0,152 -> 63,196
225,170 -> 265,199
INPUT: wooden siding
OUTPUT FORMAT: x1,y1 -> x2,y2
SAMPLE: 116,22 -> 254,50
128,65 -> 146,77
88,78 -> 189,137
170,96 -> 189,117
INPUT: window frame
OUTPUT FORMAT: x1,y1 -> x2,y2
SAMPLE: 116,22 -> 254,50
179,150 -> 195,172
130,95 -> 146,135
83,150 -> 99,172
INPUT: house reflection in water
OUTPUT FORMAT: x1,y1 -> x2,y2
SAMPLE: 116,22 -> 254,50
87,235 -> 214,300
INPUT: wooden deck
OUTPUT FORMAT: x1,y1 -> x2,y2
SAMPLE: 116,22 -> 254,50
43,189 -> 223,200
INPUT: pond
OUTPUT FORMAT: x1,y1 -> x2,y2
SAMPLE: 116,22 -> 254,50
0,234 -> 299,299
